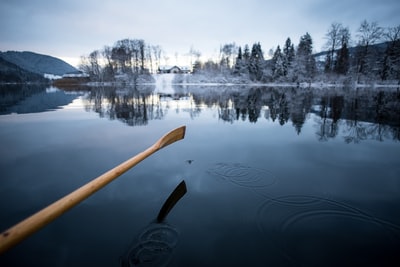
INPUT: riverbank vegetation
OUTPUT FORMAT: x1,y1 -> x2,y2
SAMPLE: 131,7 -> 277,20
79,20 -> 399,87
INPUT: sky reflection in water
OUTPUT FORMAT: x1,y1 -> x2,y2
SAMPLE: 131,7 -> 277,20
0,84 -> 399,267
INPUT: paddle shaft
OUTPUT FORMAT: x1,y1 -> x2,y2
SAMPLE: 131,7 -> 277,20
0,126 -> 185,254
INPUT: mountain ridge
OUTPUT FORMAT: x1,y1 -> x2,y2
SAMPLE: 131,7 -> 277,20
0,51 -> 78,76
0,56 -> 48,83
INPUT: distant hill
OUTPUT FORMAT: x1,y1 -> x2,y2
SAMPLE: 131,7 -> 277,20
0,51 -> 78,76
313,41 -> 389,60
0,57 -> 48,83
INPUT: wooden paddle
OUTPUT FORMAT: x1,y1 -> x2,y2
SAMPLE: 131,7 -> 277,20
0,125 -> 186,254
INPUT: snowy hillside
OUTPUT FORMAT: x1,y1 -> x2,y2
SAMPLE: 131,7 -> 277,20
0,51 -> 77,76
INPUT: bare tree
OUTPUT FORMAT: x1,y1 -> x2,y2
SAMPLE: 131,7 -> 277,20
188,46 -> 201,68
355,20 -> 384,77
324,22 -> 343,72
102,45 -> 115,80
324,22 -> 351,73
220,43 -> 237,70
152,45 -> 162,71
381,25 -> 400,81
79,50 -> 101,80
357,20 -> 383,46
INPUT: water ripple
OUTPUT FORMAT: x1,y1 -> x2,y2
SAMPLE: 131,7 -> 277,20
207,162 -> 277,188
255,194 -> 400,265
120,223 -> 179,267
257,195 -> 400,236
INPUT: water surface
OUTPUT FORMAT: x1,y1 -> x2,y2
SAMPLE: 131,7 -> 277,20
0,83 -> 399,267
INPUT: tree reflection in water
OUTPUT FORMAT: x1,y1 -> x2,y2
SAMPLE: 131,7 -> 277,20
82,85 -> 400,142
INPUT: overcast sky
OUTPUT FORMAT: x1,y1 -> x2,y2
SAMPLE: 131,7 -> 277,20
1,0 -> 399,67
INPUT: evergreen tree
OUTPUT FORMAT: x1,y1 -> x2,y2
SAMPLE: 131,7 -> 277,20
234,46 -> 243,74
334,39 -> 349,75
248,42 -> 264,81
243,44 -> 250,61
283,38 -> 295,76
271,45 -> 285,79
192,60 -> 202,74
324,54 -> 332,73
295,33 -> 316,81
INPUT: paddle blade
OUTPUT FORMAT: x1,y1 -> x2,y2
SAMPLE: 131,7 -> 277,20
156,126 -> 186,150
157,180 -> 187,222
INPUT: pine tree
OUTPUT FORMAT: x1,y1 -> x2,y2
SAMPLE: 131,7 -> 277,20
295,33 -> 316,81
234,46 -> 243,74
283,38 -> 295,76
271,45 -> 285,79
243,44 -> 250,61
334,40 -> 349,75
324,54 -> 332,73
248,42 -> 264,81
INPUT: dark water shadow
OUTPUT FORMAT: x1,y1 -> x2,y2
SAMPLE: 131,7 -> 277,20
120,181 -> 187,267
256,194 -> 400,266
207,162 -> 400,266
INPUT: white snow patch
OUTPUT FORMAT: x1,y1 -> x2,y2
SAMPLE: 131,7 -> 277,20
44,73 -> 62,80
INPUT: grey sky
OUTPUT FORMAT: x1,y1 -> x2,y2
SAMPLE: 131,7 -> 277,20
1,0 -> 399,67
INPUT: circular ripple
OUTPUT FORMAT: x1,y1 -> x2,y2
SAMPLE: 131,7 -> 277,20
257,195 -> 400,235
125,240 -> 172,267
121,223 -> 179,267
139,223 -> 179,248
207,162 -> 277,188
256,195 -> 400,265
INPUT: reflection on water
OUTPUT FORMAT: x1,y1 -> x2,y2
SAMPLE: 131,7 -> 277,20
79,85 -> 400,142
2,84 -> 398,142
120,181 -> 187,267
0,83 -> 399,267
0,84 -> 82,114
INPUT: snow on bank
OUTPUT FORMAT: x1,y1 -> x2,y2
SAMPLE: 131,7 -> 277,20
171,73 -> 400,90
82,73 -> 399,91
44,73 -> 62,80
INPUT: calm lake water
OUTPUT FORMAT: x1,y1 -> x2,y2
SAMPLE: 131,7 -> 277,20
0,82 -> 400,267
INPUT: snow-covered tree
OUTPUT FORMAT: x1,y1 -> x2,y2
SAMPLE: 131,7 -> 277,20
234,46 -> 244,74
248,42 -> 264,81
283,38 -> 295,77
271,45 -> 285,79
219,43 -> 237,71
243,44 -> 250,61
380,25 -> 400,81
294,33 -> 316,82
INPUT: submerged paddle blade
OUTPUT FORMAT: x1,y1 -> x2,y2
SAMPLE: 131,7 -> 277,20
157,181 -> 187,223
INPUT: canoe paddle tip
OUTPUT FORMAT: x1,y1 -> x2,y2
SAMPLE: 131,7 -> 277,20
157,125 -> 186,149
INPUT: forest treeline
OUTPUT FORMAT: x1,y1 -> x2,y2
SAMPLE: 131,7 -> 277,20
79,20 -> 400,84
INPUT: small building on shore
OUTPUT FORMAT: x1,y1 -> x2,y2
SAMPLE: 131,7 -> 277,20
158,65 -> 191,74
62,70 -> 90,78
